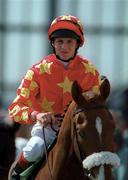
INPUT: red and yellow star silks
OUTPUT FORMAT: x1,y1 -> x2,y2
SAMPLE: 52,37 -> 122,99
8,54 -> 100,124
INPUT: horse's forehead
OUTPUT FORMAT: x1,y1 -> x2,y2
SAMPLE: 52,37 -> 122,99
83,91 -> 97,100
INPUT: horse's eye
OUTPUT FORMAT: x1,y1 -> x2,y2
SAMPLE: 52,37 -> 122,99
77,116 -> 85,124
76,114 -> 87,125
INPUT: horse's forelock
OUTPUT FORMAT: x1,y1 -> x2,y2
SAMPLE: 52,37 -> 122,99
82,91 -> 100,106
83,91 -> 97,100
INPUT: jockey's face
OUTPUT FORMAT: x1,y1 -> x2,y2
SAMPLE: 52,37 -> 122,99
52,38 -> 78,61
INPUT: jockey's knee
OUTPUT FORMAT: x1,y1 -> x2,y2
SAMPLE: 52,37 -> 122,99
23,136 -> 44,162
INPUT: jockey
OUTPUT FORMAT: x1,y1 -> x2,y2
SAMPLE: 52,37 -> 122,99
8,15 -> 101,179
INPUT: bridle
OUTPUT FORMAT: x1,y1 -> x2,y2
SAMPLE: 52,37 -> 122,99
73,103 -> 108,142
72,104 -> 108,180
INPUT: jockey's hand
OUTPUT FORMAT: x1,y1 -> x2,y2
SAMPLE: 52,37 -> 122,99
36,112 -> 59,127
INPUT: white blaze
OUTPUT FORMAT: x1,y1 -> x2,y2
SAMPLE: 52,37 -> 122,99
97,165 -> 105,180
95,117 -> 102,137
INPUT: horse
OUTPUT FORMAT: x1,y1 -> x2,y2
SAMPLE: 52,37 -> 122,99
9,78 -> 120,180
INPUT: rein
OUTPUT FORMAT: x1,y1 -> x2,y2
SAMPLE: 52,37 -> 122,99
42,127 -> 54,180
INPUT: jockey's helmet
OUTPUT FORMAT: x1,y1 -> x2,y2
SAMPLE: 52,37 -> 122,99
48,15 -> 84,47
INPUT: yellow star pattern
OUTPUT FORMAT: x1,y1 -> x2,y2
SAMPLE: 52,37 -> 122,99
61,15 -> 71,21
40,97 -> 54,112
21,88 -> 30,98
21,111 -> 28,121
26,100 -> 32,107
39,60 -> 53,74
92,85 -> 100,94
25,70 -> 34,80
57,77 -> 73,93
14,115 -> 20,122
82,62 -> 96,75
9,105 -> 21,116
29,81 -> 38,90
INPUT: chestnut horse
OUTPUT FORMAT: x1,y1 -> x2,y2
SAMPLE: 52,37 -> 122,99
9,78 -> 120,180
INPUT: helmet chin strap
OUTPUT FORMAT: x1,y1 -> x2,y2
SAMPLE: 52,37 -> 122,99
53,47 -> 78,62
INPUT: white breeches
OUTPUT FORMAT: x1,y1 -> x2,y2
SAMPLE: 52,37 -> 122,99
23,122 -> 57,162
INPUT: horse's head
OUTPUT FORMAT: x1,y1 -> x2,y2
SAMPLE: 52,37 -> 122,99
71,79 -> 120,179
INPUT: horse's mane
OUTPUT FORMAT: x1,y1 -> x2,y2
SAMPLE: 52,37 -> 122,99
63,100 -> 72,115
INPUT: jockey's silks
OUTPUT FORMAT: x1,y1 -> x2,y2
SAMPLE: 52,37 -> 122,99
8,54 -> 100,124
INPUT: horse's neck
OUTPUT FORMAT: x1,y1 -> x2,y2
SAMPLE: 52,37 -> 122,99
49,102 -> 75,178
57,102 -> 75,148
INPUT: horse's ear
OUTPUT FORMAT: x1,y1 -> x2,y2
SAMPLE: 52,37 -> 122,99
71,81 -> 83,103
100,77 -> 111,100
